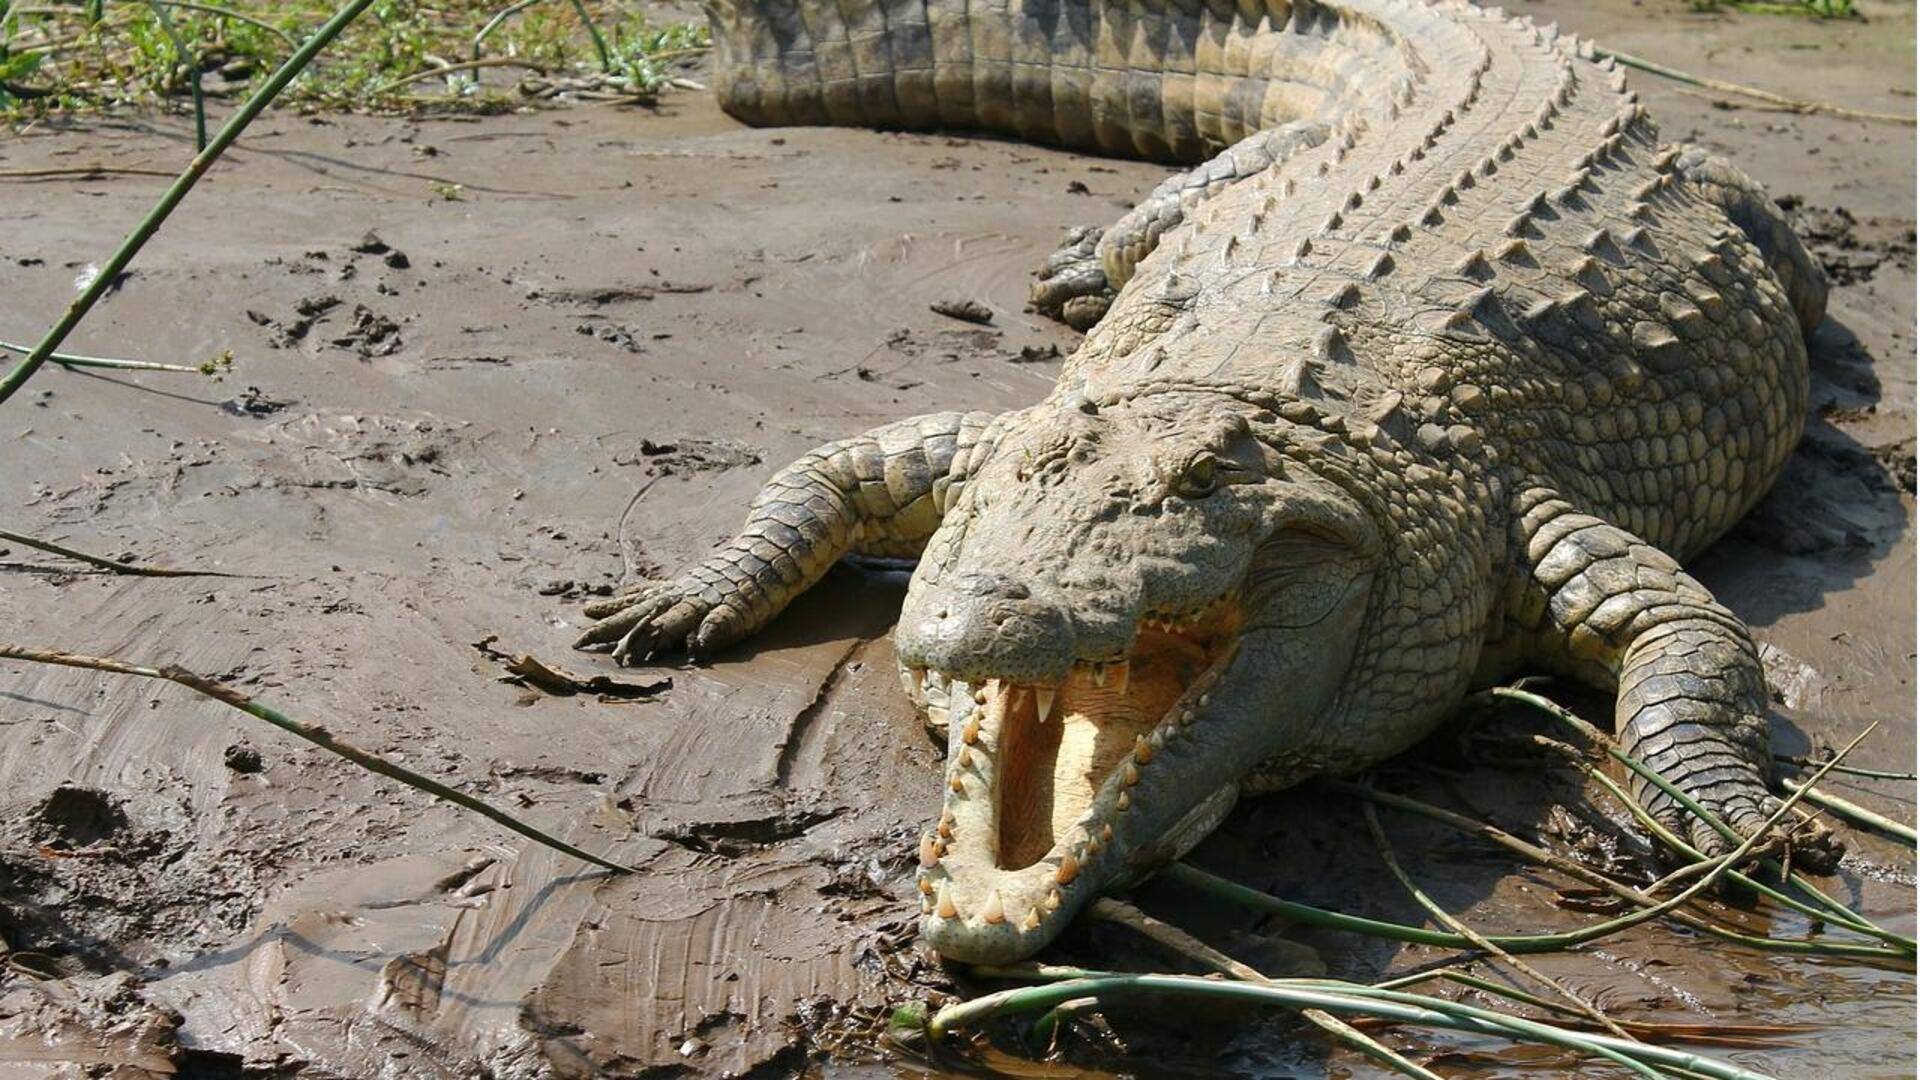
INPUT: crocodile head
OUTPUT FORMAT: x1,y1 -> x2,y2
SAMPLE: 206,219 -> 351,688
894,391 -> 1380,962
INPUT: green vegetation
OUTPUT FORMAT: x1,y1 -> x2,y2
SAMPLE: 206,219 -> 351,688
0,0 -> 708,121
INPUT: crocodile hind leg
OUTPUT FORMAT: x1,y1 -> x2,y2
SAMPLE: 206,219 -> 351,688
1672,144 -> 1828,335
1031,121 -> 1330,330
575,410 -> 997,662
1506,494 -> 1842,869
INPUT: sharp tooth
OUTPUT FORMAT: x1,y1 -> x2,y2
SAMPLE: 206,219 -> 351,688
1056,851 -> 1080,885
950,774 -> 966,793
900,670 -> 916,696
981,889 -> 1005,924
1009,685 -> 1026,714
1045,888 -> 1063,910
1117,790 -> 1131,811
1035,687 -> 1056,723
1149,728 -> 1166,749
919,833 -> 941,868
1123,762 -> 1141,786
936,881 -> 957,918
1102,823 -> 1114,843
1112,662 -> 1130,695
1020,907 -> 1042,932
957,747 -> 973,769
1197,693 -> 1212,708
973,687 -> 987,705
918,877 -> 934,895
937,811 -> 954,839
1133,735 -> 1153,764
922,895 -> 934,913
962,715 -> 981,744
1092,664 -> 1107,687
911,666 -> 928,690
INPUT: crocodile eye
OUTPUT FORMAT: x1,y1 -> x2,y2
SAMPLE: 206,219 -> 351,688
1174,453 -> 1218,498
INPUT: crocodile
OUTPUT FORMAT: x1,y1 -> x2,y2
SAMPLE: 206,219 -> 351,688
575,0 -> 1840,963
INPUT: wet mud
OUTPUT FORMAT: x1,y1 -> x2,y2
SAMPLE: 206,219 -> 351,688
0,0 -> 1912,1075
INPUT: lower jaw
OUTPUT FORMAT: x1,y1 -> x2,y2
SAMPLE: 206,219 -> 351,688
916,652 -> 1239,962
917,784 -> 1240,963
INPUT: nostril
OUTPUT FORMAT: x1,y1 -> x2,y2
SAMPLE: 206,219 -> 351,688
954,572 -> 1030,601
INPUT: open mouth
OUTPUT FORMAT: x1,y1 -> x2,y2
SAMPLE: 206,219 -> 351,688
912,595 -> 1239,946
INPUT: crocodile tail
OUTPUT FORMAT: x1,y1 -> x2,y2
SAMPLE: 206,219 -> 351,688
703,0 -> 1418,164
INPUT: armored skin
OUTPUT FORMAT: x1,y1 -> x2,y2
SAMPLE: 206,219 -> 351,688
575,0 -> 1839,963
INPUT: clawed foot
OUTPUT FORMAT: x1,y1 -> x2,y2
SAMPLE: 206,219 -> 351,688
1646,787 -> 1844,876
1030,225 -> 1114,331
573,578 -> 744,664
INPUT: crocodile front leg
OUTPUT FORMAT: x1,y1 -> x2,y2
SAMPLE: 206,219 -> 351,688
575,410 -> 998,662
1030,121 -> 1330,330
1506,493 -> 1841,869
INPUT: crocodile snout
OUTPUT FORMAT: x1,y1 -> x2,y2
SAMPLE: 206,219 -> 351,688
897,572 -> 1078,685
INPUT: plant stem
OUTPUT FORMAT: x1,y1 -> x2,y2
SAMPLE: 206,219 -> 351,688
1089,899 -> 1443,1080
564,0 -> 609,72
1360,795 -> 1641,1045
0,0 -> 380,407
1334,780 -> 1911,962
1178,743 -> 1866,963
1579,764 -> 1909,949
1592,45 -> 1913,125
0,645 -> 637,874
0,528 -> 233,576
140,0 -> 205,150
930,973 -> 1780,1080
1774,755 -> 1916,782
149,0 -> 298,47
0,338 -> 209,373
471,0 -> 539,63
1485,687 -> 1884,936
0,165 -> 179,178
1778,777 -> 1917,847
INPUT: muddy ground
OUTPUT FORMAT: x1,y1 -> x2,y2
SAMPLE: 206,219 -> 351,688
0,0 -> 1914,1076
